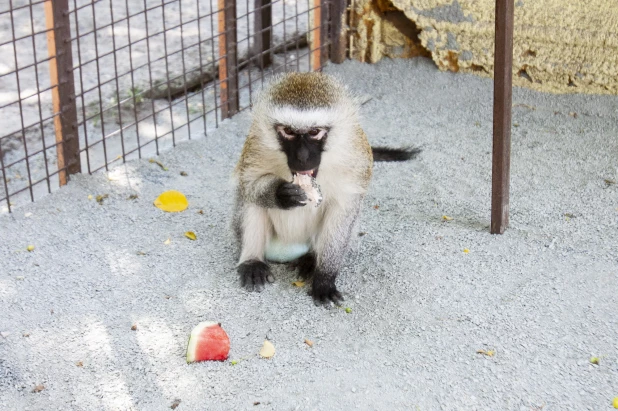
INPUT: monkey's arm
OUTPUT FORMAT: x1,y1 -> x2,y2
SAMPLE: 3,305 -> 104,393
311,197 -> 363,304
240,173 -> 307,209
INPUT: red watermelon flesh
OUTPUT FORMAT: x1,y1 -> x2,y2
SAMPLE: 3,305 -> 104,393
186,321 -> 230,363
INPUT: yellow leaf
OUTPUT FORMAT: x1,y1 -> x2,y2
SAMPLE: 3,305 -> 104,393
613,397 -> 618,409
292,281 -> 305,287
476,349 -> 495,357
96,194 -> 108,204
442,215 -> 453,221
463,248 -> 470,254
590,357 -> 600,365
185,231 -> 197,241
154,190 -> 188,212
27,245 -> 35,252
259,340 -> 275,358
304,339 -> 314,347
149,158 -> 169,171
164,238 -> 171,245
87,195 -> 93,200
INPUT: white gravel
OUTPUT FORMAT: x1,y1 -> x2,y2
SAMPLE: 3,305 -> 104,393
1,57 -> 618,410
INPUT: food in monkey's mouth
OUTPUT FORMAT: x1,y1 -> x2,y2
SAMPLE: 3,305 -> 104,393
293,171 -> 322,207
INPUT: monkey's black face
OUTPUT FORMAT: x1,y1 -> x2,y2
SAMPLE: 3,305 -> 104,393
276,125 -> 328,177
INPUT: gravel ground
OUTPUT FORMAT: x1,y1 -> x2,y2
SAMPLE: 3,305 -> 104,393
1,57 -> 618,410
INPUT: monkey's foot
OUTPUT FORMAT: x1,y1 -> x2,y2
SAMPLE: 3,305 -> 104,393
238,260 -> 274,292
295,253 -> 316,280
310,275 -> 344,306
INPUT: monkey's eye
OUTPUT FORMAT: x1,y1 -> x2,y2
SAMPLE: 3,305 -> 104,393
307,128 -> 326,140
276,125 -> 295,140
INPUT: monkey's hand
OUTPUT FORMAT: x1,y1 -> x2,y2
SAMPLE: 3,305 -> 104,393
275,182 -> 307,209
310,271 -> 344,306
238,260 -> 274,292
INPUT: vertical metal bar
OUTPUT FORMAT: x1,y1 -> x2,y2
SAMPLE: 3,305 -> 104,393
349,0 -> 355,59
72,0 -> 91,175
143,0 -> 160,155
108,0 -> 127,161
310,0 -> 322,71
0,144 -> 9,211
161,1 -> 176,146
294,0 -> 300,71
282,0 -> 288,71
254,0 -> 272,69
320,0 -> 330,66
245,0 -> 253,108
44,0 -> 81,186
330,0 -> 347,63
10,0 -> 35,201
196,0 -> 208,133
491,0 -> 514,234
124,0 -> 143,155
218,0 -> 239,119
179,0 -> 192,139
208,1 -> 220,127
90,1 -> 110,169
31,1 -> 53,192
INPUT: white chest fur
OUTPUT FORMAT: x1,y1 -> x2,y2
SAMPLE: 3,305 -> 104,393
267,204 -> 322,244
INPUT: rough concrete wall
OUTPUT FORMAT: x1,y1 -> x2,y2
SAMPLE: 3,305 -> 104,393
351,0 -> 618,94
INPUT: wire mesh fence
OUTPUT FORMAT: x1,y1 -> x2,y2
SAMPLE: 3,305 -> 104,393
0,0 -> 347,213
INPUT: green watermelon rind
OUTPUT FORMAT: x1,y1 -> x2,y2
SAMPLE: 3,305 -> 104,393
186,321 -> 219,364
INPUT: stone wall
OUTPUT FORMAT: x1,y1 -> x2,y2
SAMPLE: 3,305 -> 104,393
350,0 -> 618,94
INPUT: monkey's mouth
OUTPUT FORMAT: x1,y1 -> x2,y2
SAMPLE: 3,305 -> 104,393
293,168 -> 318,178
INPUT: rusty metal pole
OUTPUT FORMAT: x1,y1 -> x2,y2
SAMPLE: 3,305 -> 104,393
218,0 -> 239,119
330,0 -> 348,63
310,0 -> 323,71
320,0 -> 330,65
253,0 -> 272,69
491,0 -> 514,234
45,0 -> 81,185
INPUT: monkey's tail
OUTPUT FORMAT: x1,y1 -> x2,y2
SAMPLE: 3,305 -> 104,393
371,146 -> 421,162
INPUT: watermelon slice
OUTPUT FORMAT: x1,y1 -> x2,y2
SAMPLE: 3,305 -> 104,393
186,321 -> 230,363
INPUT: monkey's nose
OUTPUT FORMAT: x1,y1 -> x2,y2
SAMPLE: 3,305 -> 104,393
297,146 -> 310,163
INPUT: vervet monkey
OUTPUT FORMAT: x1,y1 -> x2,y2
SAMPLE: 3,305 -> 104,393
233,72 -> 419,305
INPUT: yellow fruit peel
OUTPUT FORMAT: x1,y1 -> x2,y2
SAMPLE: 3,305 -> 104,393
154,190 -> 188,212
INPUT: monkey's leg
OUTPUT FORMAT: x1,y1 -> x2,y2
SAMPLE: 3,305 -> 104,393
312,200 -> 362,305
237,205 -> 274,292
286,252 -> 315,279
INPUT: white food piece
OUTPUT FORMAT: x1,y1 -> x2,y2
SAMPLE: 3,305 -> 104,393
293,173 -> 323,207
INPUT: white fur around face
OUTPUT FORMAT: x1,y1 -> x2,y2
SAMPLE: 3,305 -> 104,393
254,103 -> 360,154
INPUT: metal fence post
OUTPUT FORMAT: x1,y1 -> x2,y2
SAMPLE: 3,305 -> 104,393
310,0 -> 320,70
491,0 -> 514,234
218,0 -> 239,119
330,0 -> 347,63
253,0 -> 272,69
45,0 -> 81,186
